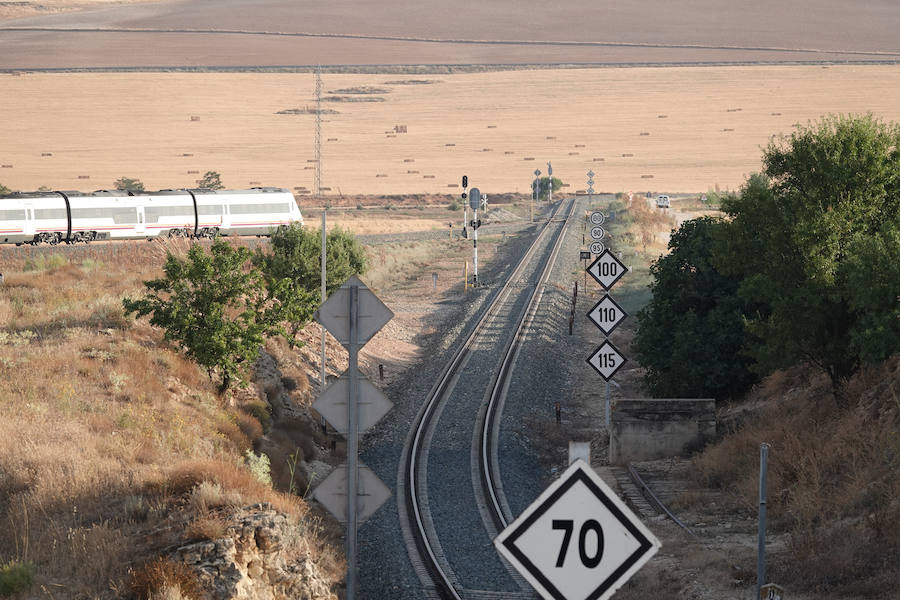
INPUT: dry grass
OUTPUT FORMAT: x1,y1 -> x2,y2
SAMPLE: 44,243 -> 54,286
130,557 -> 202,600
3,67 -> 900,197
0,242 -> 340,597
690,357 -> 900,596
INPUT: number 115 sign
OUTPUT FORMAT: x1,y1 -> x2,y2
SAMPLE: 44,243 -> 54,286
494,460 -> 660,600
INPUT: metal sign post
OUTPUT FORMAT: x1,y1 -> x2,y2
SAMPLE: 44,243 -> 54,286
469,187 -> 482,287
313,276 -> 394,600
346,284 -> 359,599
758,443 -> 770,600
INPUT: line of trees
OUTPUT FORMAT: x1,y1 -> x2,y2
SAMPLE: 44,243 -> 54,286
633,114 -> 900,402
123,224 -> 367,392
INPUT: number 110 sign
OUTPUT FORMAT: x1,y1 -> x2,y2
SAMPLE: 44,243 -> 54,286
494,460 -> 661,600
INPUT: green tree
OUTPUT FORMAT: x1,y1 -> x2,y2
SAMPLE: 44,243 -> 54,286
719,114 -> 900,391
0,182 -> 12,195
633,216 -> 760,401
197,171 -> 225,190
534,176 -> 562,201
253,223 -> 368,347
123,238 -> 275,392
113,176 -> 144,192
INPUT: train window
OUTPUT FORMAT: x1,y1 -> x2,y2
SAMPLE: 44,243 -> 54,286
145,205 -> 194,222
34,208 -> 67,220
71,208 -> 108,219
197,204 -> 224,216
230,203 -> 291,214
111,207 -> 138,224
0,209 -> 26,221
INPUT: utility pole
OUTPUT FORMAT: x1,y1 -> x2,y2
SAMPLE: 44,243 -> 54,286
321,211 -> 326,388
314,65 -> 322,199
316,65 -> 326,388
757,443 -> 770,600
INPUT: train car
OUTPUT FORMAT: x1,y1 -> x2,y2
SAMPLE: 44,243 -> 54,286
0,187 -> 302,245
190,187 -> 301,238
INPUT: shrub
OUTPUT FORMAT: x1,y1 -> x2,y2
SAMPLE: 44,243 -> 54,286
24,253 -> 68,272
242,400 -> 272,433
113,177 -> 144,192
130,557 -> 201,600
244,450 -> 273,487
447,200 -> 460,211
0,561 -> 34,596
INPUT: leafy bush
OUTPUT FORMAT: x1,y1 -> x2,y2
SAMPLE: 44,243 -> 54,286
113,176 -> 144,192
123,239 -> 275,392
447,200 -> 461,211
196,171 -> 224,190
244,450 -> 273,487
0,561 -> 34,596
24,253 -> 68,272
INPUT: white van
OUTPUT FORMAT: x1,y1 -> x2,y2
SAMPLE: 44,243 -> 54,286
656,195 -> 670,208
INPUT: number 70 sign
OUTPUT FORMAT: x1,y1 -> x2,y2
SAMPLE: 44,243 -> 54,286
494,460 -> 660,600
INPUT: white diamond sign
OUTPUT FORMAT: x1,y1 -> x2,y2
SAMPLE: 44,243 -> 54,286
586,340 -> 627,381
313,370 -> 393,434
587,249 -> 627,290
587,294 -> 628,336
316,275 -> 393,348
312,465 -> 391,523
495,460 -> 660,600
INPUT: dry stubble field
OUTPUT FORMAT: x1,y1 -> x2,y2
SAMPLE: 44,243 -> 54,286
3,65 -> 900,201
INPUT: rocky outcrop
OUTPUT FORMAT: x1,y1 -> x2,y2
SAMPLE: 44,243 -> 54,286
173,504 -> 337,600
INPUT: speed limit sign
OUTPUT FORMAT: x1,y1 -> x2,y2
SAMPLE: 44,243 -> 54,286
590,241 -> 605,255
590,211 -> 605,225
590,226 -> 605,241
494,460 -> 660,600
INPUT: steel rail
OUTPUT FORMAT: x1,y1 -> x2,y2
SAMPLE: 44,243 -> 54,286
479,197 -> 577,531
402,198 -> 572,599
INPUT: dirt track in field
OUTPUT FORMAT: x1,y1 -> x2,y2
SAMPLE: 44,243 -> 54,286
2,2 -> 900,199
3,66 -> 900,197
2,0 -> 900,69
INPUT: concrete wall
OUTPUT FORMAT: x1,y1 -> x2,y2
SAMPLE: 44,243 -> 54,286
609,399 -> 716,463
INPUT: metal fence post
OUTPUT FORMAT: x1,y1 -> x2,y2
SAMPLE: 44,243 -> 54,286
757,442 -> 769,599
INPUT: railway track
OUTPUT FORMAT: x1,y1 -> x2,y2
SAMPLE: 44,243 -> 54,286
400,197 -> 576,599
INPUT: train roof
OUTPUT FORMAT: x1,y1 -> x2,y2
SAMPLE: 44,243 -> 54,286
0,187 -> 290,199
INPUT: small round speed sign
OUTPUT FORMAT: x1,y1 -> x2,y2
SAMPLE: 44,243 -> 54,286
590,226 -> 605,241
590,211 -> 605,225
590,241 -> 605,254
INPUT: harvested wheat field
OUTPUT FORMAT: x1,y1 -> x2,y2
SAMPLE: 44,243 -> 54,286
2,65 -> 900,198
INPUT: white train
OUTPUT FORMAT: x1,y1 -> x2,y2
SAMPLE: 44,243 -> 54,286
0,187 -> 303,245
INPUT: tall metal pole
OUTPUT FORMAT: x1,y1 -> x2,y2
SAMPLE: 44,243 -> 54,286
605,380 -> 610,429
320,211 -> 327,388
757,442 -> 769,599
473,205 -> 478,286
463,200 -> 468,239
347,284 -> 360,599
314,65 -> 322,199
547,161 -> 553,205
